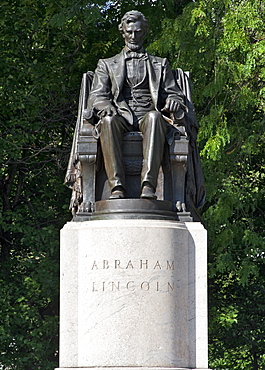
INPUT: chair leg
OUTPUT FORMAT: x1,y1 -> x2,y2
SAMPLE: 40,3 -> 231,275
79,154 -> 97,213
77,135 -> 98,214
170,137 -> 189,212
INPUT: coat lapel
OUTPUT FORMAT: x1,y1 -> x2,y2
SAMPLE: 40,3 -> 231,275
109,51 -> 126,98
146,55 -> 162,108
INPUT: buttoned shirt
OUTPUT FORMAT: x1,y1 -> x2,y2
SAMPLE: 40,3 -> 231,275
122,48 -> 155,126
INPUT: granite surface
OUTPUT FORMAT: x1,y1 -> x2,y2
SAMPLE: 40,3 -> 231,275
58,220 -> 208,369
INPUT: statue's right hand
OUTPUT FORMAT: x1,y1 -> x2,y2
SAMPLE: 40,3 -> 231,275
101,105 -> 117,117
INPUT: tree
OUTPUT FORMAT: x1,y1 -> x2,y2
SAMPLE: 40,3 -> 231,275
147,0 -> 265,368
0,1 -> 107,368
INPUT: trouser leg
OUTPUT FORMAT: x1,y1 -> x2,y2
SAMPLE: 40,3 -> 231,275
139,111 -> 167,190
99,115 -> 129,191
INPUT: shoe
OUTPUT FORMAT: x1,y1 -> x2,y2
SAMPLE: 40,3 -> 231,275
109,187 -> 125,199
140,184 -> 157,200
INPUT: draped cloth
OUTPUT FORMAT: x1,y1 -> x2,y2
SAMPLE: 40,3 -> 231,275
64,72 -> 95,213
173,69 -> 206,215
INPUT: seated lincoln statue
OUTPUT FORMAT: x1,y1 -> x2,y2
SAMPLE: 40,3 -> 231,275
65,10 -> 205,220
86,10 -> 186,200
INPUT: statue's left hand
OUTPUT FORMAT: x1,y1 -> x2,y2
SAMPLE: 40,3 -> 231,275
163,98 -> 180,113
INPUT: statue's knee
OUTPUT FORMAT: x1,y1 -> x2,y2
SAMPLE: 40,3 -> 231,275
101,115 -> 122,133
142,111 -> 166,131
101,115 -> 116,126
146,110 -> 162,121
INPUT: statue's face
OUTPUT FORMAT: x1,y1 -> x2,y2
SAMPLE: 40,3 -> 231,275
122,20 -> 145,51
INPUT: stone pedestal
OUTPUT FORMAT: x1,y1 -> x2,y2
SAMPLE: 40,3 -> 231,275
56,220 -> 210,370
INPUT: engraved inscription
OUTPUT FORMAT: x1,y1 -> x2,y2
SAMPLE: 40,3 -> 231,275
92,281 -> 174,292
90,259 -> 175,293
91,260 -> 174,270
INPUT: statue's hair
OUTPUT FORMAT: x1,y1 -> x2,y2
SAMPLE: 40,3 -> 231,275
118,10 -> 149,35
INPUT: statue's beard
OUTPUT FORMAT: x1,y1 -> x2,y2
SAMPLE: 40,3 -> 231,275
126,42 -> 143,51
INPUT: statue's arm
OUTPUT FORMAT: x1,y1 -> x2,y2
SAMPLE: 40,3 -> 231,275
160,59 -> 186,113
87,59 -> 117,117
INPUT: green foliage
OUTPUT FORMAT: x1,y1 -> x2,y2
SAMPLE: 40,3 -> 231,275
0,0 -> 106,368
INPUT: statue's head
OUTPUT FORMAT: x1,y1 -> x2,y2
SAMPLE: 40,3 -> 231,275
118,10 -> 149,51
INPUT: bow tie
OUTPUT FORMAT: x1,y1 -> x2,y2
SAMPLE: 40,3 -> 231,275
125,51 -> 148,60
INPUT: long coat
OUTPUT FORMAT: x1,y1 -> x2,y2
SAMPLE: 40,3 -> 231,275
87,50 -> 185,125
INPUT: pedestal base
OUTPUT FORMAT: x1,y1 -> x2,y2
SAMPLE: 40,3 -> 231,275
58,220 -> 208,369
74,199 -> 193,222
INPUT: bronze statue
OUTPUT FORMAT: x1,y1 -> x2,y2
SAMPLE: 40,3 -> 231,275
86,10 -> 186,200
65,10 -> 205,221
